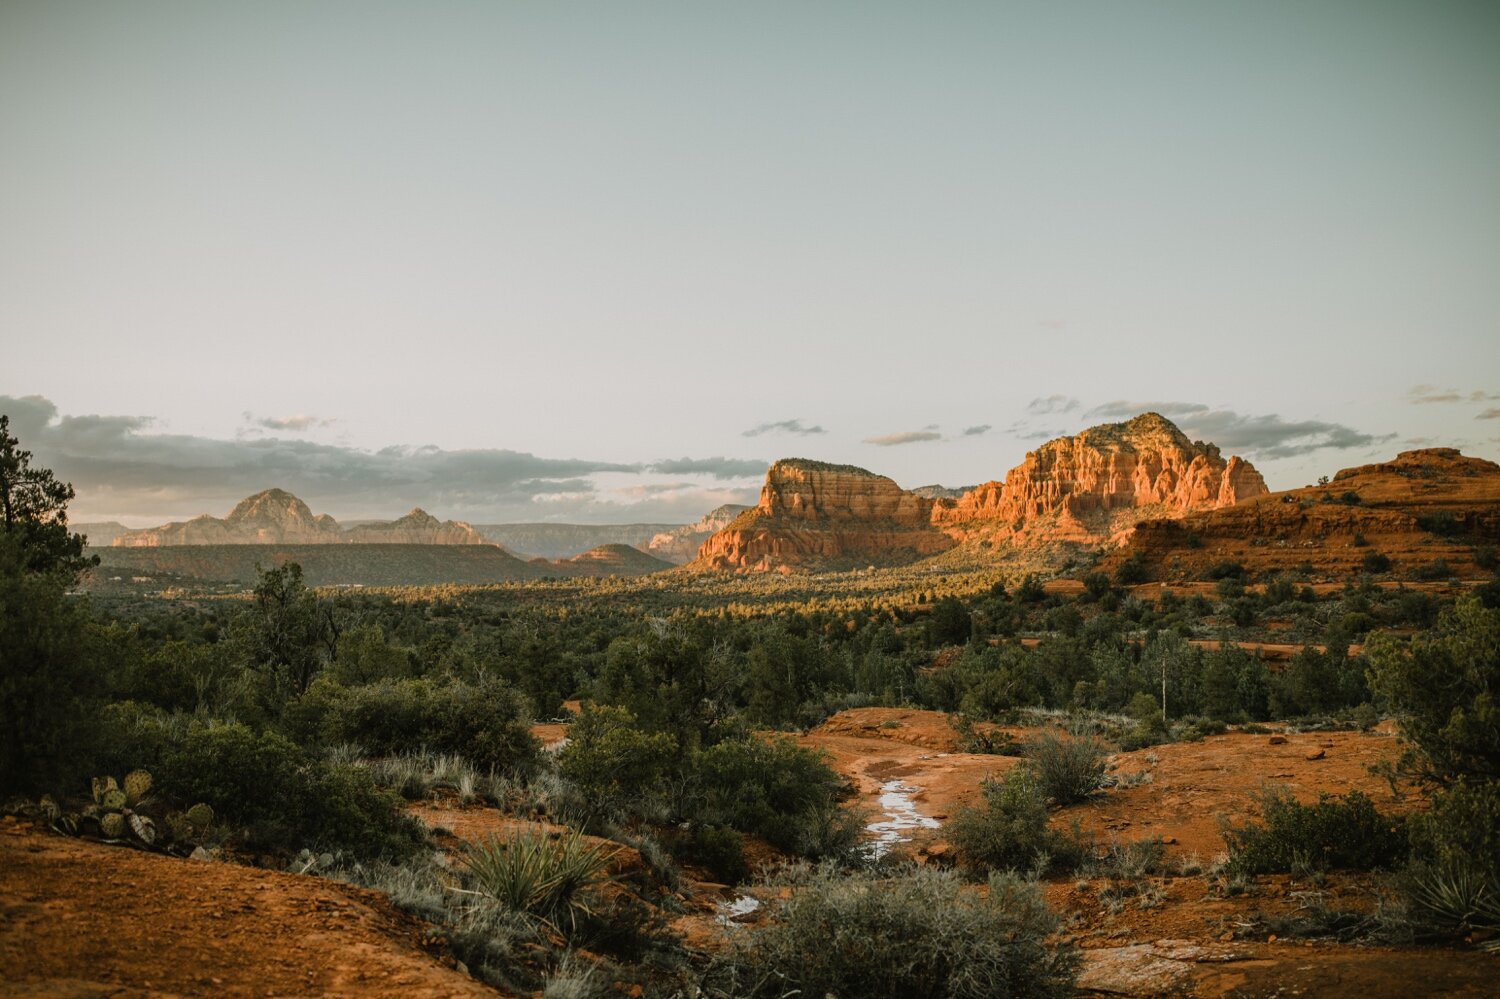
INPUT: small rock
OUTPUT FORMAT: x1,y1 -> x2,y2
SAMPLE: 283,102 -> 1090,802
190,846 -> 212,862
1162,836 -> 1178,845
1305,748 -> 1326,760
1268,735 -> 1287,745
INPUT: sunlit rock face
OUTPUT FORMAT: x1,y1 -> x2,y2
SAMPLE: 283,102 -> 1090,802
933,413 -> 1268,543
694,415 -> 1268,570
695,460 -> 956,571
646,504 -> 751,564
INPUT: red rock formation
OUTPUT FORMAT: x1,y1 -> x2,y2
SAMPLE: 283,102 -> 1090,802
646,504 -> 751,564
695,415 -> 1269,571
934,413 -> 1267,542
696,460 -> 957,571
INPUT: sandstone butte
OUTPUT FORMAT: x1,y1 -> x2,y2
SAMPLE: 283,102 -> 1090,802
646,503 -> 752,564
113,488 -> 489,546
695,412 -> 1269,572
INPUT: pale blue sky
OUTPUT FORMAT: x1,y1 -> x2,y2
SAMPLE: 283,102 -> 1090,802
3,2 -> 1497,523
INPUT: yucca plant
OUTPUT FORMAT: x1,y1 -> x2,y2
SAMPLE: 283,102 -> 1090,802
1407,861 -> 1500,938
461,828 -> 620,940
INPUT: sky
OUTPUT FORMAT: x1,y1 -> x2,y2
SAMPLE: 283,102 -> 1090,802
3,1 -> 1497,526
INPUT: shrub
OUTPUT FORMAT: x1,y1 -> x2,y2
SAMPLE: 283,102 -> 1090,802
462,828 -> 621,941
1411,559 -> 1454,581
557,703 -> 676,824
1365,597 -> 1500,783
1221,787 -> 1407,874
1361,552 -> 1391,574
709,865 -> 1077,999
669,823 -> 748,884
320,677 -> 540,774
1024,727 -> 1108,805
1115,552 -> 1148,585
1404,780 -> 1500,935
692,735 -> 857,857
949,767 -> 1066,874
1207,560 -> 1245,580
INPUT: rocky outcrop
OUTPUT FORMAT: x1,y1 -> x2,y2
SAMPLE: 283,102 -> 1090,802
537,544 -> 675,577
695,415 -> 1269,571
474,522 -> 678,559
933,413 -> 1268,543
645,504 -> 752,564
344,509 -> 487,545
695,460 -> 957,571
1101,447 -> 1500,582
115,490 -> 489,546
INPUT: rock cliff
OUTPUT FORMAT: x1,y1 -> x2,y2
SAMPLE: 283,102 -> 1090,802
343,509 -> 487,545
695,460 -> 958,571
695,415 -> 1269,571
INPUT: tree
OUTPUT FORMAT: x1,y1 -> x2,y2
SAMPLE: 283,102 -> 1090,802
0,413 -> 95,579
243,562 -> 335,698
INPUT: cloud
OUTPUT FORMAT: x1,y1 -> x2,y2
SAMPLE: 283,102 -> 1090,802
1479,408 -> 1500,421
1406,385 -> 1500,405
1084,400 -> 1393,459
1,394 -> 650,523
741,418 -> 826,437
1408,385 -> 1462,404
1026,395 -> 1079,415
648,456 -> 767,479
961,425 -> 991,437
864,430 -> 943,447
246,412 -> 335,432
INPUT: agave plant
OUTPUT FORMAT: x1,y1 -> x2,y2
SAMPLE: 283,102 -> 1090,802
460,828 -> 620,940
1408,861 -> 1500,936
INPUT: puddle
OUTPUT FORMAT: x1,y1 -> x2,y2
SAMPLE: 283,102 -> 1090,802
865,779 -> 940,859
716,893 -> 762,925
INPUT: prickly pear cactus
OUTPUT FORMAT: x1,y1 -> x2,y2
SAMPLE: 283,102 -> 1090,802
123,769 -> 152,805
38,794 -> 60,822
101,788 -> 127,812
91,776 -> 118,805
165,812 -> 194,842
186,803 -> 214,829
100,812 -> 126,839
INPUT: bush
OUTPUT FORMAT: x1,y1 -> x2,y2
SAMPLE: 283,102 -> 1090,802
1115,552 -> 1148,585
156,720 -> 422,859
1366,597 -> 1500,783
692,735 -> 857,857
462,828 -> 621,942
1404,780 -> 1500,934
319,677 -> 540,774
669,823 -> 748,884
949,767 -> 1069,874
1221,787 -> 1407,874
709,865 -> 1077,999
557,704 -> 676,824
1024,727 -> 1108,805
1361,552 -> 1391,574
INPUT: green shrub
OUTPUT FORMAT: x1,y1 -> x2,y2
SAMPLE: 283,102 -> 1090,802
321,677 -> 540,774
709,865 -> 1077,999
1361,552 -> 1392,574
557,703 -> 676,823
1024,727 -> 1108,805
949,767 -> 1064,874
1404,780 -> 1500,934
670,823 -> 748,884
462,828 -> 620,941
692,735 -> 856,857
1222,787 -> 1407,874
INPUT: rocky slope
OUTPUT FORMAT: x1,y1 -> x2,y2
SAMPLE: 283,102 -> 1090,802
114,490 -> 488,546
645,504 -> 751,564
696,460 -> 958,571
1099,447 -> 1500,582
695,414 -> 1268,571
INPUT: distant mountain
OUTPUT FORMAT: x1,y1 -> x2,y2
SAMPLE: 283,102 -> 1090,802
532,544 -> 675,577
644,504 -> 751,564
910,484 -> 972,500
92,543 -> 547,588
113,489 -> 488,546
695,413 -> 1269,572
473,522 -> 677,559
74,522 -> 130,547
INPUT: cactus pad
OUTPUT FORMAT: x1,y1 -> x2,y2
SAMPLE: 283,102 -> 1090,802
186,803 -> 214,829
100,813 -> 126,838
101,788 -> 127,811
123,769 -> 153,804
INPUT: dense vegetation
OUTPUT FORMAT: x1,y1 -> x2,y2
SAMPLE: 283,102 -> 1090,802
4,414 -> 1499,994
